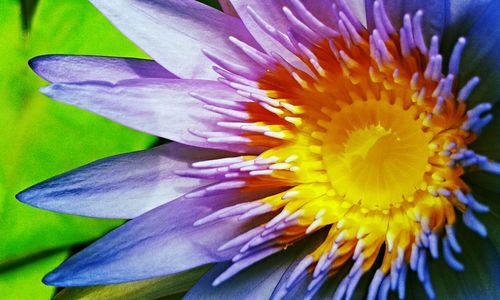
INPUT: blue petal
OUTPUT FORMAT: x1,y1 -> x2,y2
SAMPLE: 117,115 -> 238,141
365,1 -> 500,106
449,1 -> 500,106
17,142 -> 228,219
43,187 -> 280,286
184,230 -> 326,299
29,55 -> 177,84
272,247 -> 374,299
364,0 -> 448,38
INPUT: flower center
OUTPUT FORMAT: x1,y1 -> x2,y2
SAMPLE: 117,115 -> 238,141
189,1 -> 499,299
323,100 -> 431,210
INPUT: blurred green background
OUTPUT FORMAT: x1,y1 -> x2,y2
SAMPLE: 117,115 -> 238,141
0,0 -> 218,299
0,0 -> 151,298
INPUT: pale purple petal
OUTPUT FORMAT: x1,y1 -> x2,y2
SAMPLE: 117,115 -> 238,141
89,0 -> 259,80
42,188 -> 280,286
40,78 -> 259,153
29,55 -> 177,83
305,0 -> 366,28
229,0 -> 303,69
229,1 -> 365,71
345,0 -> 367,27
17,143 -> 232,219
229,0 -> 287,43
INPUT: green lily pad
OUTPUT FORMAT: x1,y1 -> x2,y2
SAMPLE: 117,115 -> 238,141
0,250 -> 69,299
1,0 -> 154,297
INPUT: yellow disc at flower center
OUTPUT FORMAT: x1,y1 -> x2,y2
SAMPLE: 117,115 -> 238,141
322,100 -> 431,210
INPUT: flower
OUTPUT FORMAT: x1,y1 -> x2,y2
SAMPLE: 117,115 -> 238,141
17,0 -> 500,299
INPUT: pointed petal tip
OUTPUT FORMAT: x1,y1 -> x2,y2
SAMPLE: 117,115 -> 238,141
28,54 -> 52,76
15,187 -> 39,207
39,85 -> 52,96
42,270 -> 65,286
39,83 -> 75,99
42,269 -> 85,287
15,189 -> 29,204
27,56 -> 39,71
15,184 -> 60,213
39,80 -> 114,100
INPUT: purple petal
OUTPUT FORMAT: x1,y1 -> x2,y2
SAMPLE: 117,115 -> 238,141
43,187 -> 280,286
364,0 -> 448,38
269,230 -> 349,299
17,143 -> 231,219
89,0 -> 259,80
29,55 -> 177,83
306,0 -> 366,28
40,78 -> 259,153
185,231 -> 326,299
229,0 -> 304,69
229,1 -> 365,71
345,0 -> 368,27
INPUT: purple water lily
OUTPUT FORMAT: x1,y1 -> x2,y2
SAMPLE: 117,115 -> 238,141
18,0 -> 500,299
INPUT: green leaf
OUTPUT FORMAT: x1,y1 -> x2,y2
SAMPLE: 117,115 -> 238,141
0,250 -> 69,300
20,0 -> 39,31
1,0 -> 154,297
54,265 -> 211,300
198,0 -> 221,9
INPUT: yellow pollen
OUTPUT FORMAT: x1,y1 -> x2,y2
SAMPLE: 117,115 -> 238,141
323,100 -> 431,210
